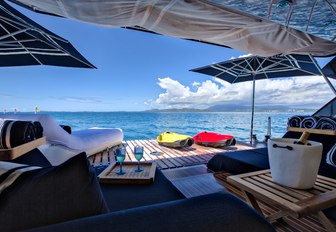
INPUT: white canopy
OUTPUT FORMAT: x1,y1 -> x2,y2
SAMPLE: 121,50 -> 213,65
10,0 -> 336,57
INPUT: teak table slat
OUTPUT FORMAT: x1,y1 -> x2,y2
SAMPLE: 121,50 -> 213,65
227,169 -> 336,232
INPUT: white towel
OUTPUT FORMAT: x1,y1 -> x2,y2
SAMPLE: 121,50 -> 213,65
326,144 -> 336,167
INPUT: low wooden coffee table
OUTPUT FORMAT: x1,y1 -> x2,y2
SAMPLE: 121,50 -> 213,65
227,169 -> 336,232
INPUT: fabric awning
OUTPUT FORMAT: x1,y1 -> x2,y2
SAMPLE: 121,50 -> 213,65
8,0 -> 336,57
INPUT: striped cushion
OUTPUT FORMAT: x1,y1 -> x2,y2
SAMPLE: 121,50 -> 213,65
326,144 -> 336,167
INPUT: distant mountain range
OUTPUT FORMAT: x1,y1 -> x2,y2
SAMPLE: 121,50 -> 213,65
147,104 -> 316,113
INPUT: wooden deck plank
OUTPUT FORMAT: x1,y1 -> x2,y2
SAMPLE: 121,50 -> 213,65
133,140 -> 157,162
92,153 -> 102,166
179,145 -> 212,162
146,139 -> 195,166
130,140 -> 152,161
144,139 -> 187,164
133,139 -> 170,169
146,139 -> 195,162
156,141 -> 210,166
140,139 -> 178,169
145,142 -> 185,168
99,150 -> 108,166
124,141 -> 137,162
143,140 -> 182,168
170,146 -> 209,164
142,140 -> 183,166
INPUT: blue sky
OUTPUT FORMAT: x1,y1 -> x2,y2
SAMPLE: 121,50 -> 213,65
0,3 -> 335,112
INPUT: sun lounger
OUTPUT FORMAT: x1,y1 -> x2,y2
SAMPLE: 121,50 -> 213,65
0,114 -> 123,165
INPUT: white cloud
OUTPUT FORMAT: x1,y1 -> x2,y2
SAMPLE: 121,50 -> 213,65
146,76 -> 335,109
230,53 -> 253,60
192,81 -> 201,87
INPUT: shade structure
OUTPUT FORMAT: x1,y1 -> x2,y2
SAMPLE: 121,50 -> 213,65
191,55 -> 336,83
191,54 -> 336,143
322,56 -> 336,80
0,1 -> 95,68
8,0 -> 336,57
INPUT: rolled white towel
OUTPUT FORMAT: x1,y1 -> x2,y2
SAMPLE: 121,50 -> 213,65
316,117 -> 336,130
287,115 -> 304,128
326,144 -> 336,167
300,116 -> 318,129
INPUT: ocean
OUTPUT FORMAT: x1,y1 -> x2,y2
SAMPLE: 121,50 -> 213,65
45,111 -> 313,142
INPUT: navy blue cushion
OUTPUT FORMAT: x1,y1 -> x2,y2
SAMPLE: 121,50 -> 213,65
26,193 -> 275,232
207,148 -> 269,174
0,152 -> 108,231
11,148 -> 51,167
98,168 -> 185,212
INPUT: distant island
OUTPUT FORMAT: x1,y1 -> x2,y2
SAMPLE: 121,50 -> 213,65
146,104 -> 316,113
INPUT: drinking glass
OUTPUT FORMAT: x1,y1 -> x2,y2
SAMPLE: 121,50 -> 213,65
134,145 -> 144,172
115,147 -> 126,175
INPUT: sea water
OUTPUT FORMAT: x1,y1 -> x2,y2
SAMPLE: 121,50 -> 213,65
45,111 -> 313,142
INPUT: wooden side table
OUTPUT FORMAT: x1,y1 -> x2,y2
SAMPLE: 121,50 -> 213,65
227,169 -> 336,232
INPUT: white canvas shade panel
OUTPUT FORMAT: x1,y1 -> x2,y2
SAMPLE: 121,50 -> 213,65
9,0 -> 336,57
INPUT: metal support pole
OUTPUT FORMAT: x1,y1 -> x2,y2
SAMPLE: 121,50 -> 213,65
308,54 -> 336,96
250,75 -> 256,144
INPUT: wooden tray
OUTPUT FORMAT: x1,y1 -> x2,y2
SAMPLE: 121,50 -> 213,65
0,137 -> 46,160
287,127 -> 336,136
98,161 -> 156,184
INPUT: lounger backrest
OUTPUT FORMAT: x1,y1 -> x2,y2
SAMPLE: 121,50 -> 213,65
0,114 -> 83,148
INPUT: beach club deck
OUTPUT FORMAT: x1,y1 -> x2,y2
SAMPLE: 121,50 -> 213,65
88,139 -> 254,169
89,139 -> 335,232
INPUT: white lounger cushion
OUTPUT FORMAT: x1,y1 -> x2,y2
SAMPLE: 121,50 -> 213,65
0,114 -> 123,158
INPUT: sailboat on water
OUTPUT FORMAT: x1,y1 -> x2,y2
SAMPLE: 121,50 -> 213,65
34,107 -> 41,114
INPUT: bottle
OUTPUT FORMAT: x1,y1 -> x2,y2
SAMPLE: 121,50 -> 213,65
294,131 -> 310,145
252,134 -> 258,145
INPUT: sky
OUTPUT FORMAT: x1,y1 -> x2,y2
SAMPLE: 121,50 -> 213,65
0,3 -> 335,112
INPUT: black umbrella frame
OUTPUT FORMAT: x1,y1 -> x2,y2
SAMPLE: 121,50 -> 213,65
0,1 -> 95,68
191,54 -> 336,143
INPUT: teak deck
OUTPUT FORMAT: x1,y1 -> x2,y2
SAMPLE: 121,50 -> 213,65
88,139 -> 253,169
